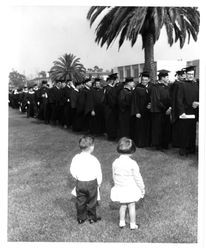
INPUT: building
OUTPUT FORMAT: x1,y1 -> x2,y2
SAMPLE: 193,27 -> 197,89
186,59 -> 199,79
113,59 -> 199,82
27,77 -> 50,87
85,71 -> 112,81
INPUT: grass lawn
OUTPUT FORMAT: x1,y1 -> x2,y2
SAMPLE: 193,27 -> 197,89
8,108 -> 198,242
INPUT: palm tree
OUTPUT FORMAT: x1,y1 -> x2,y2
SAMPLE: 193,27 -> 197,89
87,7 -> 200,82
49,53 -> 86,83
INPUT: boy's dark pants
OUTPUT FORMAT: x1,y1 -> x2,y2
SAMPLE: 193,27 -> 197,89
76,179 -> 98,221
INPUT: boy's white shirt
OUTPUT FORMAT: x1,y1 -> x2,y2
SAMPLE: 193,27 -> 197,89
70,151 -> 102,185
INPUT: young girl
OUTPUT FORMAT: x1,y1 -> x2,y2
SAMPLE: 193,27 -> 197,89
110,137 -> 145,230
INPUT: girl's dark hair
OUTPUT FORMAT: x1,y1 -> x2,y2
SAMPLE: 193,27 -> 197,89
79,136 -> 94,150
117,137 -> 136,154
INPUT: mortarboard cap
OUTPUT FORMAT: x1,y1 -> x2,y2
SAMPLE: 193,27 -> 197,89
94,77 -> 101,82
185,66 -> 196,72
158,69 -> 170,78
109,73 -> 118,80
42,80 -> 47,85
125,77 -> 134,83
175,70 -> 185,76
84,78 -> 91,84
139,71 -> 150,78
66,77 -> 72,82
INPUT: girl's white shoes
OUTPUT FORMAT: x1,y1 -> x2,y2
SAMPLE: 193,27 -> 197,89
119,220 -> 126,228
130,223 -> 139,230
119,221 -> 139,230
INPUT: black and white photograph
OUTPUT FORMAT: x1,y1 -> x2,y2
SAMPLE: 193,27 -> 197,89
1,0 -> 206,248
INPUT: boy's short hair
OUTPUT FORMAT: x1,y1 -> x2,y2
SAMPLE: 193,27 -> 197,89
117,137 -> 136,154
79,136 -> 94,150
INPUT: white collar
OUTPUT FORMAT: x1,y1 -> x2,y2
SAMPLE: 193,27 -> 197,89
71,85 -> 79,92
84,85 -> 90,90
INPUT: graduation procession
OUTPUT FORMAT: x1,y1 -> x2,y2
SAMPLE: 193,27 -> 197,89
6,5 -> 203,243
9,65 -> 199,157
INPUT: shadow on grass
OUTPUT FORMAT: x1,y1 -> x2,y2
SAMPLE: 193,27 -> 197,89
30,120 -> 46,125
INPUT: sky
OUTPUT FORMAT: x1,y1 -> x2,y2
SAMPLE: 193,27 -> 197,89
7,3 -> 201,79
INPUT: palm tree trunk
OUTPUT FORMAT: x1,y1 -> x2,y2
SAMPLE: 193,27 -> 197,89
143,33 -> 156,83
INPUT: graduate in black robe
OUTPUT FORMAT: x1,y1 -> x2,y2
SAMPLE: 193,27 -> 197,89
176,66 -> 199,156
131,72 -> 151,147
104,73 -> 121,140
39,81 -> 50,124
26,86 -> 36,118
33,84 -> 40,118
118,77 -> 135,139
49,81 -> 61,125
75,79 -> 92,132
170,69 -> 186,147
70,82 -> 80,131
57,81 -> 67,127
11,89 -> 21,109
63,80 -> 72,128
150,70 -> 172,150
85,78 -> 105,135
20,86 -> 29,113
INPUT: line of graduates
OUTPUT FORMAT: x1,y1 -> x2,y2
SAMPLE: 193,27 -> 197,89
9,66 -> 199,156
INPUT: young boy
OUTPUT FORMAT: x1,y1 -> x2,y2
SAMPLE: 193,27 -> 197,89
70,136 -> 102,224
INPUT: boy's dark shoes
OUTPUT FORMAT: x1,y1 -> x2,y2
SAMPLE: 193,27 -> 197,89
77,219 -> 86,224
89,217 -> 101,224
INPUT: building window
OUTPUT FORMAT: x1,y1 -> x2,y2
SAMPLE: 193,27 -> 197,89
119,69 -> 124,80
126,67 -> 131,77
134,68 -> 139,78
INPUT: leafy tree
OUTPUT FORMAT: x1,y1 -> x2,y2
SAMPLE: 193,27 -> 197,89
49,53 -> 86,82
87,7 -> 200,82
9,70 -> 27,88
87,66 -> 104,73
38,71 -> 47,78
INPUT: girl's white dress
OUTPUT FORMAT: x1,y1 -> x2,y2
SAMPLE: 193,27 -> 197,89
110,155 -> 145,203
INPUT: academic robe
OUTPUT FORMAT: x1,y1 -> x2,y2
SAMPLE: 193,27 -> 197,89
58,87 -> 67,126
118,86 -> 133,138
176,80 -> 199,153
49,86 -> 61,124
170,80 -> 183,147
26,91 -> 36,118
63,85 -> 72,127
39,86 -> 50,123
150,82 -> 172,149
104,84 -> 122,140
85,87 -> 105,135
70,86 -> 79,131
33,88 -> 41,118
131,84 -> 151,147
75,87 -> 91,132
21,91 -> 28,113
